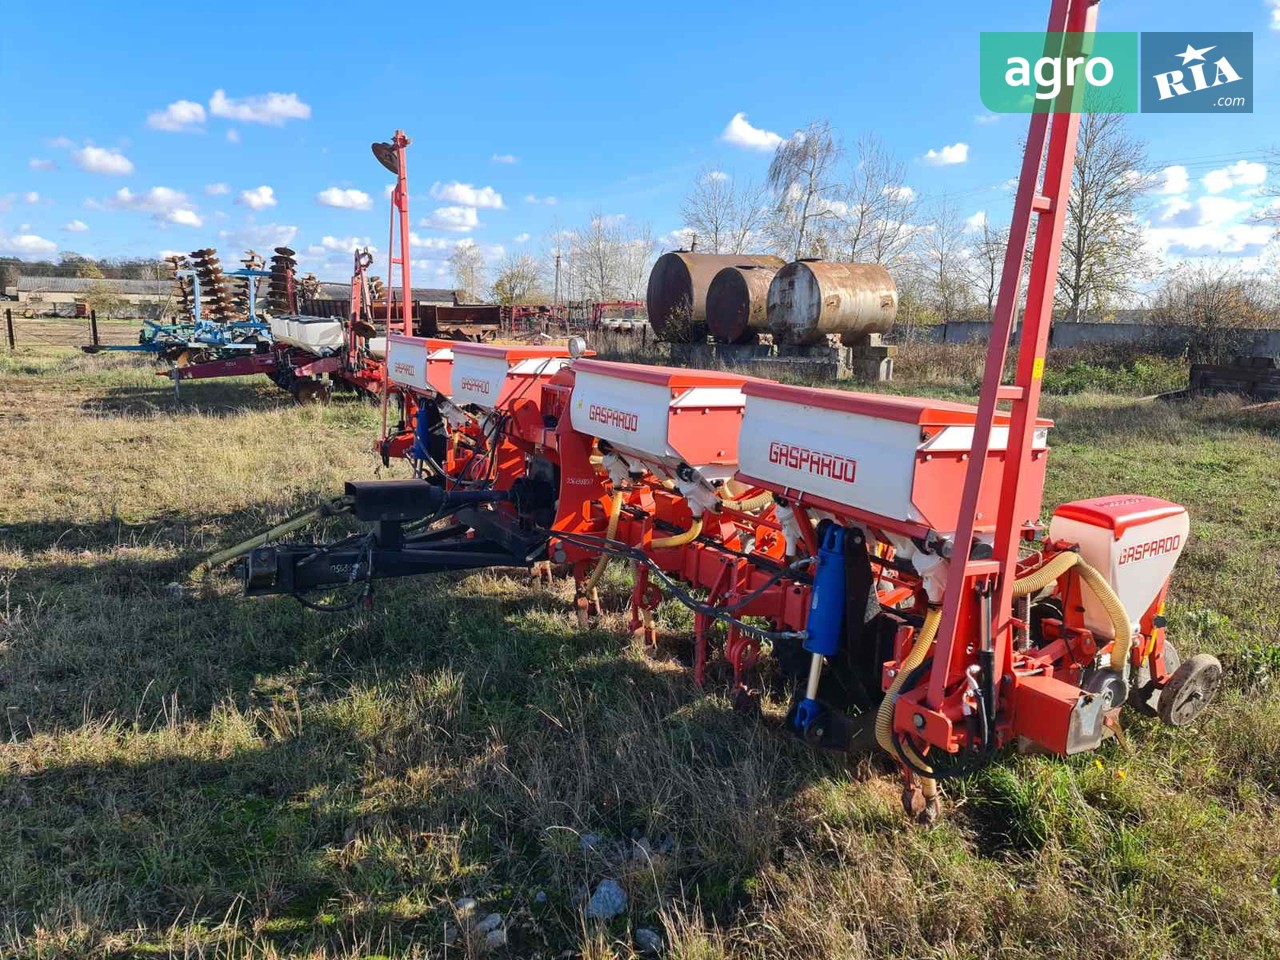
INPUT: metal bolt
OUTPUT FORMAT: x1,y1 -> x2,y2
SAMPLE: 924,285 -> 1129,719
887,669 -> 897,679
913,713 -> 926,730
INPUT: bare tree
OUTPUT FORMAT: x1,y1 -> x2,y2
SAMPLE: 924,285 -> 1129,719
1058,112 -> 1153,321
568,211 -> 655,301
967,215 -> 1010,317
448,242 -> 486,301
490,253 -> 545,305
837,134 -> 918,267
766,119 -> 843,259
680,169 -> 769,254
1150,261 -> 1277,363
1254,148 -> 1280,232
917,200 -> 975,321
619,223 -> 657,299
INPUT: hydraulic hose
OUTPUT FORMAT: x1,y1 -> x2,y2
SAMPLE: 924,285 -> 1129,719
716,490 -> 774,513
582,490 -> 624,595
1012,551 -> 1132,672
193,496 -> 353,579
650,517 -> 704,549
876,606 -> 942,799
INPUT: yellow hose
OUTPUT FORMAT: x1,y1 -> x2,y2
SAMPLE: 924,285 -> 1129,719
1012,551 -> 1132,672
717,490 -> 774,513
874,553 -> 1132,793
876,607 -> 942,797
650,517 -> 703,549
583,490 -> 623,595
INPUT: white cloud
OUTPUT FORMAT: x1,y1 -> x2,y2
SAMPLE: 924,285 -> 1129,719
209,89 -> 311,126
166,208 -> 203,227
94,185 -> 189,213
316,187 -> 373,210
1271,0 -> 1280,30
1157,165 -> 1190,195
226,128 -> 241,144
514,232 -> 530,243
525,194 -> 557,205
706,170 -> 730,182
147,99 -> 206,132
421,205 -> 480,232
922,143 -> 969,166
974,112 -> 1001,125
1156,196 -> 1193,222
204,182 -> 230,196
1202,160 -> 1267,194
491,153 -> 518,164
883,184 -> 916,202
72,145 -> 134,176
409,232 -> 455,254
319,235 -> 371,252
1196,195 -> 1253,225
721,112 -> 783,151
965,210 -> 988,231
63,219 -> 89,232
48,136 -> 74,149
23,192 -> 40,204
29,158 -> 56,171
660,226 -> 697,250
238,185 -> 277,210
430,181 -> 505,209
0,232 -> 57,256
1144,190 -> 1274,259
217,222 -> 298,248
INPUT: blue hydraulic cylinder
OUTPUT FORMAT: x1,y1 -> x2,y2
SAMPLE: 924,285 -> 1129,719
792,524 -> 846,736
410,404 -> 433,461
804,524 -> 846,656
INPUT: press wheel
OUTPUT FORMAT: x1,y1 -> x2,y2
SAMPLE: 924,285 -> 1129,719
1157,654 -> 1223,727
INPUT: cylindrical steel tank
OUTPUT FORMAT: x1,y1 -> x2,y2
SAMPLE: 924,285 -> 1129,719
646,251 -> 785,342
705,263 -> 781,344
767,260 -> 897,346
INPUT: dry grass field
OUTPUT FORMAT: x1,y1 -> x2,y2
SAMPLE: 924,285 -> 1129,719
1,344 -> 1278,959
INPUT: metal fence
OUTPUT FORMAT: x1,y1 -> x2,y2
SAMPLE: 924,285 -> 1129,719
3,308 -> 140,350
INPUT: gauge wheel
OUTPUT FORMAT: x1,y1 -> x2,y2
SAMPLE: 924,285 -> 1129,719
1157,653 -> 1223,727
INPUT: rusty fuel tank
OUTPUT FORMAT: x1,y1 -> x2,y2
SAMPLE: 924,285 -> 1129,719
705,263 -> 782,344
646,251 -> 785,342
767,260 -> 897,346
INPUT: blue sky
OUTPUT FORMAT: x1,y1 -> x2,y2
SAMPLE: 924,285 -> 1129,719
2,0 -> 1276,286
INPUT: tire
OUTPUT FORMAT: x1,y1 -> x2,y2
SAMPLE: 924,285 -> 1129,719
1157,653 -> 1223,727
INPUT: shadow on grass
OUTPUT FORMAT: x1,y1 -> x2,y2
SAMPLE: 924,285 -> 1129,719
0,565 -> 859,956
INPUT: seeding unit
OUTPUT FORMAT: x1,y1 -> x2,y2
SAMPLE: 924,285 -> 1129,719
208,0 -> 1222,818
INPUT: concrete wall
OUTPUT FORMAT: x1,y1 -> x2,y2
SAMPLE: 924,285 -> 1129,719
900,321 -> 1280,357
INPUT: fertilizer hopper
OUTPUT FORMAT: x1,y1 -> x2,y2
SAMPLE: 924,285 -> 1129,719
736,381 -> 1053,543
385,334 -> 458,398
567,359 -> 755,505
450,342 -> 577,411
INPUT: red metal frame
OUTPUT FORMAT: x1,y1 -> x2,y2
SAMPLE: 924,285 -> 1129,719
930,0 -> 1098,711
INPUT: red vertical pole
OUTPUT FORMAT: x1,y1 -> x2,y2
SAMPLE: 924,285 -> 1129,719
927,0 -> 1097,709
385,130 -> 412,338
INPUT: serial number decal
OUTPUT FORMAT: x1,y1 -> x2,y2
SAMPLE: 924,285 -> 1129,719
392,361 -> 416,376
460,377 -> 491,395
587,403 -> 639,433
1118,534 -> 1181,565
767,441 -> 857,484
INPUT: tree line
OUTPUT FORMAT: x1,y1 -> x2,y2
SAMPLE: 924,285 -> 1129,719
1,253 -> 170,289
